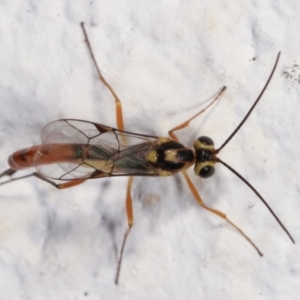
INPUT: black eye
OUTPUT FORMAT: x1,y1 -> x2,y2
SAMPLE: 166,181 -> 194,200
199,165 -> 215,178
198,136 -> 214,146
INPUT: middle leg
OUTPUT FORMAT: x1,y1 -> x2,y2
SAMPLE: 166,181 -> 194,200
81,22 -> 135,285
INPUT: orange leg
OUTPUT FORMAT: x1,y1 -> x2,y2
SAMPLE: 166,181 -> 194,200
81,22 -> 134,284
80,22 -> 124,131
182,170 -> 262,256
166,87 -> 262,255
168,86 -> 226,141
115,176 -> 134,284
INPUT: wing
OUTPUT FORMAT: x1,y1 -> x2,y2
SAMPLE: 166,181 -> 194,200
33,119 -> 162,180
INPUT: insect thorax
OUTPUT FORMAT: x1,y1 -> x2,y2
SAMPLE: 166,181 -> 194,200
146,139 -> 194,176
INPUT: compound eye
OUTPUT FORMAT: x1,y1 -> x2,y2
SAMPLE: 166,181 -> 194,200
198,136 -> 214,146
199,165 -> 215,178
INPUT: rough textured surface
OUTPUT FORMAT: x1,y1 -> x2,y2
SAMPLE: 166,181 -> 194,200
0,1 -> 300,299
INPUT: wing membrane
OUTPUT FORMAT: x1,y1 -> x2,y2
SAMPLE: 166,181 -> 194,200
33,119 -> 161,180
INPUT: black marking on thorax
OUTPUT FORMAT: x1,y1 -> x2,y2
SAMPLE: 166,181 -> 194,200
155,141 -> 194,171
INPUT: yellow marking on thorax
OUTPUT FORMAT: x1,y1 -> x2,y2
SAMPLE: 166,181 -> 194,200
158,137 -> 172,143
164,150 -> 178,162
146,151 -> 158,163
160,170 -> 172,176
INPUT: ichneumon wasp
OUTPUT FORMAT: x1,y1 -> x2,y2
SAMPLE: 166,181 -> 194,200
0,22 -> 295,284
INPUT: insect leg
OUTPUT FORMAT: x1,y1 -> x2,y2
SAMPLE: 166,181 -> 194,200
115,176 -> 134,285
80,22 -> 135,284
182,170 -> 263,256
168,86 -> 226,141
0,169 -> 86,189
80,22 -> 124,131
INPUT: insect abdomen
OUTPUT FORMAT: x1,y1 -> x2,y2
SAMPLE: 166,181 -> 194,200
8,144 -> 85,170
8,145 -> 40,170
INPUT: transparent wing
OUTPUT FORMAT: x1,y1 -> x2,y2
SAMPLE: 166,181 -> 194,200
33,119 -> 161,180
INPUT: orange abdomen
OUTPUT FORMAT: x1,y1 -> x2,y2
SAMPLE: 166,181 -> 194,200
8,145 -> 40,170
8,144 -> 83,170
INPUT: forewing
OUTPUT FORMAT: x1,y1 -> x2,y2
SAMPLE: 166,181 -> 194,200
33,119 -> 160,180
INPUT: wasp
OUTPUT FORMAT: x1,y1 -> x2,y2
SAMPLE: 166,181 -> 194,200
0,23 -> 295,285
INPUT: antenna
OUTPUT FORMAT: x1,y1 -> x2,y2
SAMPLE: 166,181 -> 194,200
215,52 -> 295,244
216,52 -> 281,153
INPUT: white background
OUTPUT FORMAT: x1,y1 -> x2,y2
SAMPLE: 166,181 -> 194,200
0,1 -> 300,299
